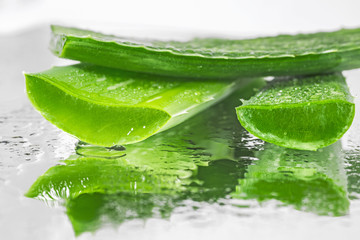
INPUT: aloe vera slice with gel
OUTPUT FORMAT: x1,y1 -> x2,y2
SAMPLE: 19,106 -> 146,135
236,73 -> 355,151
25,64 -> 247,147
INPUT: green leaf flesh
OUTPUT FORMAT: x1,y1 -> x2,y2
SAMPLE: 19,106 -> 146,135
25,64 -> 245,147
51,25 -> 360,78
236,73 -> 355,150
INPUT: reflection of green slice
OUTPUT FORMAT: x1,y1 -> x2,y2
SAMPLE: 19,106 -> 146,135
51,25 -> 360,78
25,155 -> 182,236
236,73 -> 355,150
25,156 -> 188,200
232,143 -> 349,216
25,64 -> 244,147
66,193 -> 176,236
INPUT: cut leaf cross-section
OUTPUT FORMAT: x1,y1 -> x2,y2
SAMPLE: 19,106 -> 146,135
25,64 -> 244,147
236,73 -> 355,150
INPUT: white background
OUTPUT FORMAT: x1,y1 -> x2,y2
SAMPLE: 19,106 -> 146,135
1,0 -> 360,36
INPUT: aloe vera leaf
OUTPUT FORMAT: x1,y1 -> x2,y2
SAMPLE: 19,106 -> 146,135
25,79 -> 265,200
236,73 -> 355,151
232,143 -> 349,216
25,82 -> 265,235
51,25 -> 360,78
27,79 -> 264,200
25,79 -> 265,198
25,63 -> 246,147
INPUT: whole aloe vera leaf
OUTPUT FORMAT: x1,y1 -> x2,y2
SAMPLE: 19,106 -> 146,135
232,143 -> 349,216
25,63 -> 246,147
51,25 -> 360,78
236,73 -> 355,151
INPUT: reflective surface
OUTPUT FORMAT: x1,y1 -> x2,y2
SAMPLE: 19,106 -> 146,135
1,27 -> 360,240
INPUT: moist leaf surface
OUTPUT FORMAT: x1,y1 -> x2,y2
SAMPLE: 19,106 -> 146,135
51,25 -> 360,78
236,73 -> 355,150
25,64 -> 244,147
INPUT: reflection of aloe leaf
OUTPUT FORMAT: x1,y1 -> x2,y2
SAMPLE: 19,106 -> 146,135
191,159 -> 248,201
232,142 -> 349,216
67,193 -> 178,236
25,156 -> 188,200
25,152 -> 196,236
25,79 -> 265,235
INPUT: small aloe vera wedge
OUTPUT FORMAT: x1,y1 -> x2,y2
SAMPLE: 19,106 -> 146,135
51,25 -> 360,78
236,73 -> 355,150
25,64 -> 244,147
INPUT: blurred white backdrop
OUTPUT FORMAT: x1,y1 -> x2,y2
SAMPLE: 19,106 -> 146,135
0,0 -> 360,36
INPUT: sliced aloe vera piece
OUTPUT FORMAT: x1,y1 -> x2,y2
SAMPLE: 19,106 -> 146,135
25,83 -> 265,235
236,73 -> 355,150
232,143 -> 349,216
25,80 -> 265,201
51,25 -> 360,78
25,64 -> 245,147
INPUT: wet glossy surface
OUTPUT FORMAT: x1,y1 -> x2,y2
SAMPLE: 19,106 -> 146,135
1,27 -> 360,240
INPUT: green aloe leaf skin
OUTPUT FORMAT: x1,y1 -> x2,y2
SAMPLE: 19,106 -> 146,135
236,73 -> 355,151
232,142 -> 349,216
51,25 -> 360,78
25,63 -> 246,147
